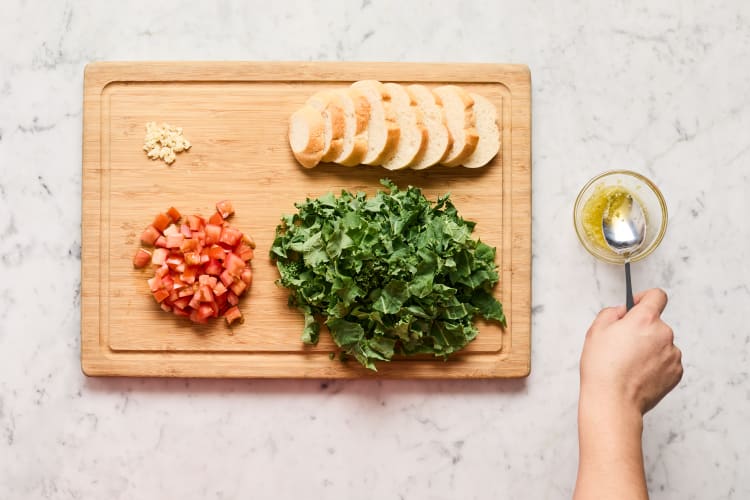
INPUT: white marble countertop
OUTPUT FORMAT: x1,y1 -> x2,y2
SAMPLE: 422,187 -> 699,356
1,1 -> 748,498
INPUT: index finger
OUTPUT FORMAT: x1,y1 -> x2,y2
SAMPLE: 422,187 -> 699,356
633,288 -> 668,314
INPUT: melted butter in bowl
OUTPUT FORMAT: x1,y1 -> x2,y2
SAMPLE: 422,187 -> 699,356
581,185 -> 648,255
574,171 -> 667,264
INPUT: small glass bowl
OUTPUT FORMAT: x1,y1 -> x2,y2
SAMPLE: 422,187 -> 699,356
573,170 -> 668,264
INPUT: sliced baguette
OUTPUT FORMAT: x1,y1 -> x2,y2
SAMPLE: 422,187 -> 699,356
333,88 -> 370,166
306,90 -> 346,163
407,84 -> 452,170
351,80 -> 400,166
433,85 -> 479,167
288,105 -> 326,168
462,93 -> 500,168
380,83 -> 428,170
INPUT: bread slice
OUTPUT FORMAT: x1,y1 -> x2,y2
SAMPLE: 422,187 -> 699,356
462,93 -> 500,168
332,88 -> 370,166
306,91 -> 346,163
407,84 -> 452,170
351,80 -> 400,166
433,85 -> 479,167
288,105 -> 326,168
380,83 -> 428,170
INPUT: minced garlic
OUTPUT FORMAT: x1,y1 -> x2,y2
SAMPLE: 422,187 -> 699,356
143,122 -> 191,165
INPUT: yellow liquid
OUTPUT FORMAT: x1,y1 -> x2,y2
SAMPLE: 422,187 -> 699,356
581,185 -> 644,254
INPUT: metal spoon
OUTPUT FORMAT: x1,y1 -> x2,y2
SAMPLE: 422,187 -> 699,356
602,192 -> 647,310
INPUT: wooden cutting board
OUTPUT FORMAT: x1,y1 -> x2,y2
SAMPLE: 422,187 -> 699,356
81,61 -> 531,378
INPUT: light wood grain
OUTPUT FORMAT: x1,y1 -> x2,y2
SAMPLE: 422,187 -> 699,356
81,61 -> 531,378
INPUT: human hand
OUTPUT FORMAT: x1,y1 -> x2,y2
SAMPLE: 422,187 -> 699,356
579,288 -> 683,417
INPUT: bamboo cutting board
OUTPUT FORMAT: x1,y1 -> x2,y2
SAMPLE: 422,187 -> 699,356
81,61 -> 531,378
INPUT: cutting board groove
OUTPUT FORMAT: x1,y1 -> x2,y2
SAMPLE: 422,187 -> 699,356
81,61 -> 531,378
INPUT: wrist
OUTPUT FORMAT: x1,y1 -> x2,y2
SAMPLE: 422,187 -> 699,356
579,389 -> 644,436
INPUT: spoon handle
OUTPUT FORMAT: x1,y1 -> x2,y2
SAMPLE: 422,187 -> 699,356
625,262 -> 634,311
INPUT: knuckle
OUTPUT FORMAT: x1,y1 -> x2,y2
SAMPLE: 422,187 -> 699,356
654,287 -> 668,303
664,326 -> 675,344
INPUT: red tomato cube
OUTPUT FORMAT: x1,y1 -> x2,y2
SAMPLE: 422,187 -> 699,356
152,213 -> 171,232
216,200 -> 235,219
133,248 -> 152,268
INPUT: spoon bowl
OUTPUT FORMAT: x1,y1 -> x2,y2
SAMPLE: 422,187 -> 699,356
602,192 -> 647,257
602,192 -> 647,311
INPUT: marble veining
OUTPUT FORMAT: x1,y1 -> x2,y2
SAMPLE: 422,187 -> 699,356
1,0 -> 749,499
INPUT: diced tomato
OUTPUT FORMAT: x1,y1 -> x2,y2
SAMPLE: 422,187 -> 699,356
224,306 -> 242,326
152,213 -> 171,232
196,285 -> 213,303
147,275 -> 163,292
219,227 -> 242,247
141,225 -> 161,245
171,277 -> 186,290
205,259 -> 223,276
172,297 -> 190,310
213,281 -> 228,297
155,264 -> 169,278
208,211 -> 224,226
180,238 -> 199,253
163,224 -> 180,236
189,309 -> 208,324
133,248 -> 152,268
184,252 -> 201,267
165,234 -> 184,248
215,292 -> 228,309
235,242 -> 254,262
137,202 -> 255,325
161,275 -> 174,290
186,215 -> 205,231
167,206 -> 182,222
230,279 -> 247,296
182,266 -> 198,284
240,268 -> 253,286
208,300 -> 220,318
173,308 -> 190,318
197,304 -> 214,321
216,200 -> 235,219
188,294 -> 202,310
220,270 -> 234,287
208,245 -> 226,260
198,274 -> 218,288
152,248 -> 169,266
152,288 -> 170,303
224,252 -> 245,276
166,256 -> 183,269
205,224 -> 222,245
